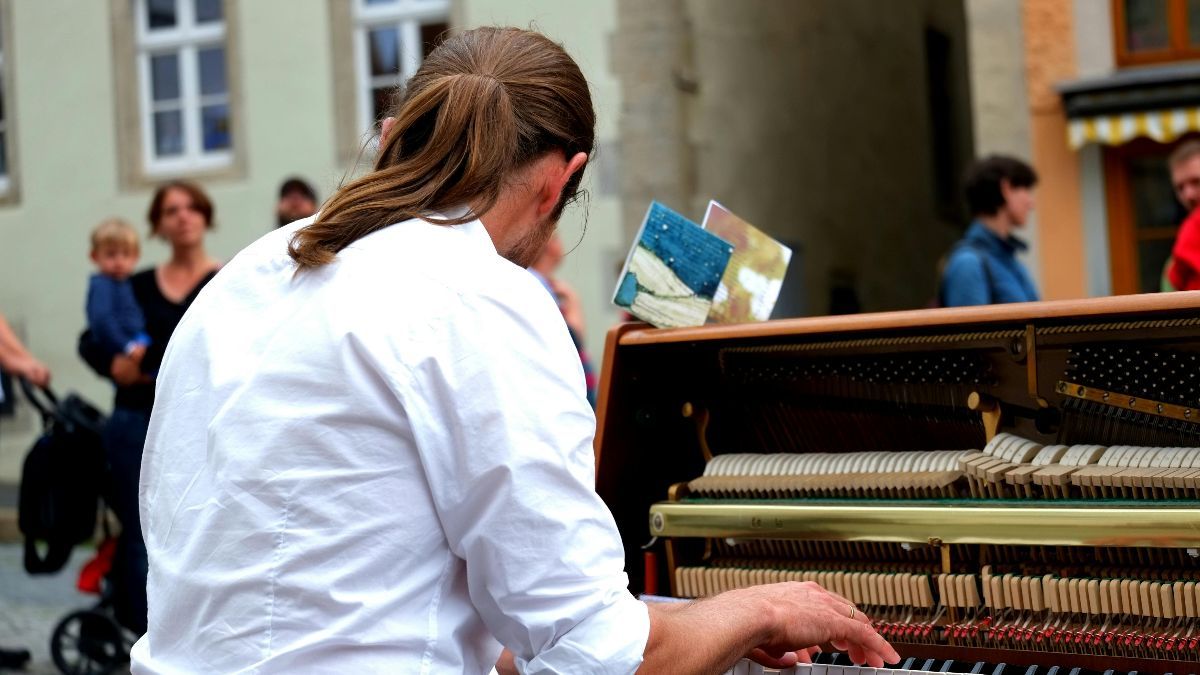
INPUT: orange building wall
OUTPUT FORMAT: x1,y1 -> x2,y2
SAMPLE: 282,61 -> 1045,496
1023,0 -> 1087,299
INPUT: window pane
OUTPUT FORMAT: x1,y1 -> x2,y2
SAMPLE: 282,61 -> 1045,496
1129,155 -> 1186,229
368,27 -> 401,77
0,132 -> 7,176
147,0 -> 177,29
372,86 -> 393,126
151,53 -> 180,101
201,103 -> 231,151
1190,0 -> 1200,44
153,109 -> 184,156
194,0 -> 222,24
198,47 -> 226,96
1124,0 -> 1170,52
421,22 -> 448,58
1139,238 -> 1176,292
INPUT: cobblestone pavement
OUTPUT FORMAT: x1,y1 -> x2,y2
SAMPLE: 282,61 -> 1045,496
0,543 -> 104,674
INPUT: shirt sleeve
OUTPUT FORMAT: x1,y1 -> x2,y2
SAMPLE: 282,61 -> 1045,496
86,275 -> 132,357
395,284 -> 649,675
941,251 -> 990,307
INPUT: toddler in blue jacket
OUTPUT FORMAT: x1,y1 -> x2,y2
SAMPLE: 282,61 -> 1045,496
86,219 -> 149,360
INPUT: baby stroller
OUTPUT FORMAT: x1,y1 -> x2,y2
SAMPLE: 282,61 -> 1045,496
17,380 -> 135,674
48,535 -> 137,675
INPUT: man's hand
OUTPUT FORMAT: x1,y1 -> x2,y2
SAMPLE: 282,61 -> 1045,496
641,581 -> 898,674
9,354 -> 50,388
745,582 -> 897,668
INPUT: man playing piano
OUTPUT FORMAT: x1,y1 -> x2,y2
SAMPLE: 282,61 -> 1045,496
131,26 -> 898,674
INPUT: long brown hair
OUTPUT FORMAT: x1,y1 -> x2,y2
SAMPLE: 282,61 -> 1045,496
289,27 -> 595,268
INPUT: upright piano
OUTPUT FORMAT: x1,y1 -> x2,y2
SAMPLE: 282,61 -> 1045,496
594,293 -> 1200,674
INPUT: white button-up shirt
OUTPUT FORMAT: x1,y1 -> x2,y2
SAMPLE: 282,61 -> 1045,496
131,215 -> 649,674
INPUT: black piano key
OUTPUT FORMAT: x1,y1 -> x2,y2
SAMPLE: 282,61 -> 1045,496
1023,668 -> 1038,675
901,657 -> 919,669
1045,668 -> 1059,675
990,666 -> 1007,675
921,661 -> 938,672
968,663 -> 987,674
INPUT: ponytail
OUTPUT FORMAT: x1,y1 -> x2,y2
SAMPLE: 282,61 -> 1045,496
289,27 -> 595,269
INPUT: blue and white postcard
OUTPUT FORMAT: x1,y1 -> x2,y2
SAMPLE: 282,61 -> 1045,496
613,202 -> 734,328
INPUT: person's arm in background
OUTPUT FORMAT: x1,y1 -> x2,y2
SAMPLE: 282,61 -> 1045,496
550,277 -> 585,337
0,313 -> 50,387
941,252 -> 990,307
77,325 -> 147,387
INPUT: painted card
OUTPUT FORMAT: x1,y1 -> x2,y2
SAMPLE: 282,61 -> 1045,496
702,201 -> 792,324
613,202 -> 734,328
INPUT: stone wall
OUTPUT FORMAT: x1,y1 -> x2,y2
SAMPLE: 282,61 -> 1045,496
613,0 -> 976,315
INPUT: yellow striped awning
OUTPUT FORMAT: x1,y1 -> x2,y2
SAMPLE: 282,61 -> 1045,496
1068,108 -> 1200,149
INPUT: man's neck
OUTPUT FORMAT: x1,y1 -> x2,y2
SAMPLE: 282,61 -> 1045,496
977,213 -> 1013,240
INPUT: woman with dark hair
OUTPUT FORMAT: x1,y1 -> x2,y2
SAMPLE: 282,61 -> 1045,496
82,180 -> 220,634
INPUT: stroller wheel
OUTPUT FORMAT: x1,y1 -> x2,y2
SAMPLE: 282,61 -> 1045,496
50,609 -> 127,675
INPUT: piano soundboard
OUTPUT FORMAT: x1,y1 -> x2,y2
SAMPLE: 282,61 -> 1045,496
594,294 -> 1200,674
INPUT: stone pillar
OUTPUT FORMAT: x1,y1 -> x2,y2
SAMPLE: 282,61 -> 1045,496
611,0 -> 696,242
1022,0 -> 1085,300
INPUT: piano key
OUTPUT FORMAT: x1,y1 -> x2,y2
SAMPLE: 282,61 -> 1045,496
724,659 -> 945,675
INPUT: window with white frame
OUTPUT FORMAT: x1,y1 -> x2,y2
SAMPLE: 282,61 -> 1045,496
354,0 -> 449,135
136,0 -> 230,174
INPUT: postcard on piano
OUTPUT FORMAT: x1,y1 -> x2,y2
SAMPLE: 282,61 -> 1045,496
701,201 -> 792,324
612,201 -> 734,329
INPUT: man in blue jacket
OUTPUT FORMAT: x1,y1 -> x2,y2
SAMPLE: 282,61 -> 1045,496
940,155 -> 1040,307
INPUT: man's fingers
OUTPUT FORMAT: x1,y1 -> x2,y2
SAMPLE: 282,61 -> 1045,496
829,619 -> 899,665
820,589 -> 870,624
847,620 -> 900,664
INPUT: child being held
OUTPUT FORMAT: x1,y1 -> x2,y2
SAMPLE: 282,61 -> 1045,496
87,219 -> 149,360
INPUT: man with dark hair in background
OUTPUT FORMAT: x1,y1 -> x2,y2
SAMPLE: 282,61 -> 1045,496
275,176 -> 318,228
1164,141 -> 1200,291
939,155 -> 1040,307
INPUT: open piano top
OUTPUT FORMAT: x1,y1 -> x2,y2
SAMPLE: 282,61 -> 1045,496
595,293 -> 1200,674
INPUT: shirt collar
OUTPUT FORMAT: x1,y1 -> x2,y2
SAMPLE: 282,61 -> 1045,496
431,206 -> 499,257
966,220 -> 1028,255
528,269 -> 555,297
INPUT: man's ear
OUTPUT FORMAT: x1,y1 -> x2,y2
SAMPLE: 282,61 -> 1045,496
537,152 -> 589,217
999,178 -> 1014,202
